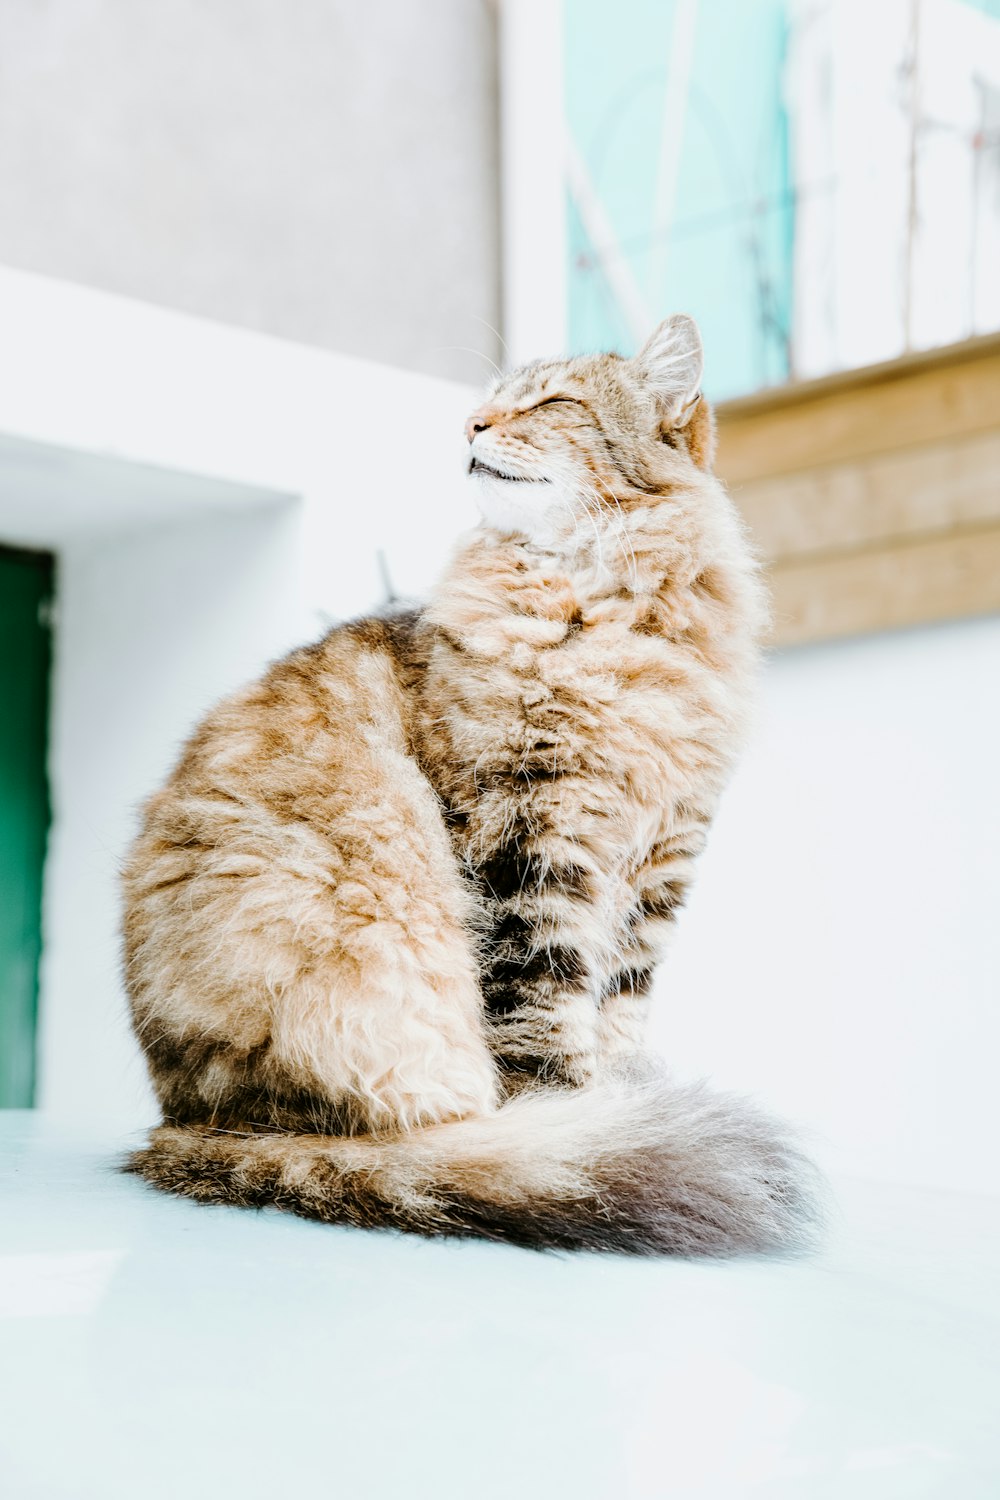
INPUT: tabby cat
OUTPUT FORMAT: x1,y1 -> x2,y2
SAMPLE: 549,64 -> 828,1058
123,315 -> 817,1255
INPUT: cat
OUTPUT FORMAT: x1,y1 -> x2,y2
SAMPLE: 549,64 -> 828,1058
122,314 -> 818,1255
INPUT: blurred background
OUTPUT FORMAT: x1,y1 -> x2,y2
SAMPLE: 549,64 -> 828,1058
1,0 -> 998,1197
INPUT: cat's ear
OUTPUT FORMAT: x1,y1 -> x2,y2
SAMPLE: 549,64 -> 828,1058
633,314 -> 704,428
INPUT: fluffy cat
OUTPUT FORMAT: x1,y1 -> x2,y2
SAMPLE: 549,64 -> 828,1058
122,315 -> 818,1255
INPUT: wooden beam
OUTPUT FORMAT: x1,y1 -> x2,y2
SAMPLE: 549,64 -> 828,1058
734,430 -> 1000,563
713,334 -> 1000,645
717,333 -> 1000,485
769,523 -> 1000,646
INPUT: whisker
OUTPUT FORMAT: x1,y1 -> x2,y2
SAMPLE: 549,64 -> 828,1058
430,345 -> 505,381
469,314 -> 510,360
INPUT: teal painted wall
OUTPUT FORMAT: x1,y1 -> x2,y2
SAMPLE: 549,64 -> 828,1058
565,0 -> 792,398
0,547 -> 54,1107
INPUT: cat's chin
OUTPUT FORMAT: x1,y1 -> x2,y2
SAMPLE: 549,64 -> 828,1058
470,475 -> 563,544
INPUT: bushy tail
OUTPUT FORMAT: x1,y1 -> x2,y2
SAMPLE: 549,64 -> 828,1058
124,1069 -> 821,1256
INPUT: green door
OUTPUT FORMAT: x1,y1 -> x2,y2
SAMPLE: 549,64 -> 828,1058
0,546 -> 54,1107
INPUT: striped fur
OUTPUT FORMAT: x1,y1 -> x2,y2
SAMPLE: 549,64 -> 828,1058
122,315 -> 820,1254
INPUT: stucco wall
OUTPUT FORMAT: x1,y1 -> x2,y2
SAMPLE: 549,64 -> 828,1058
0,0 -> 501,385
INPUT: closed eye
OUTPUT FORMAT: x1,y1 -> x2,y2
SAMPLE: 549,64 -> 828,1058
528,395 -> 584,412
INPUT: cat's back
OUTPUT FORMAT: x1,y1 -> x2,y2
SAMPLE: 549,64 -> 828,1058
154,607 -> 426,796
123,607 -> 430,909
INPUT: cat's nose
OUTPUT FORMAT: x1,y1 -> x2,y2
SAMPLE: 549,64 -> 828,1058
465,407 -> 496,444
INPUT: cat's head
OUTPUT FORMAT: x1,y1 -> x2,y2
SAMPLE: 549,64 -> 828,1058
465,314 -> 716,542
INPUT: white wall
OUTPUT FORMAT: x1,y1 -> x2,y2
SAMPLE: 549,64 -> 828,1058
652,614 -> 1000,1196
39,504 -> 303,1126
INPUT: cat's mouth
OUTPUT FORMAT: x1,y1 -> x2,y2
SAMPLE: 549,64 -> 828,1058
468,456 -> 547,484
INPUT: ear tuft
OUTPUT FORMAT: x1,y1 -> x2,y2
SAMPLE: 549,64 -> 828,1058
633,314 -> 704,427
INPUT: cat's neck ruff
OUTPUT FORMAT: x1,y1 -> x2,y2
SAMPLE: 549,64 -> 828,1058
472,525 -> 643,599
464,473 -> 715,600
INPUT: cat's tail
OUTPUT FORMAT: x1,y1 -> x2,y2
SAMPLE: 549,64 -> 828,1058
124,1067 -> 822,1257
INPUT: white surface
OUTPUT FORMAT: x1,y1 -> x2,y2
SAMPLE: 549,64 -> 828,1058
1,1112 -> 998,1500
